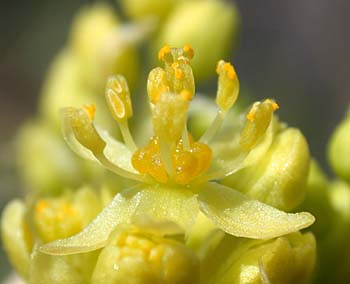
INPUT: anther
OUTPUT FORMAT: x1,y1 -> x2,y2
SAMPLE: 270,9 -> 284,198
158,44 -> 173,63
200,59 -> 240,143
240,99 -> 279,151
83,104 -> 96,120
105,75 -> 137,151
183,44 -> 194,60
105,75 -> 133,122
215,60 -> 239,111
64,107 -> 106,154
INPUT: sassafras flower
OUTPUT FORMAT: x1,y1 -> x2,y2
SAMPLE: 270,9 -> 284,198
40,45 -> 314,256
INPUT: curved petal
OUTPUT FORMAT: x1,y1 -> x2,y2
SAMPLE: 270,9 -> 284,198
40,187 -> 142,255
62,109 -> 135,173
198,182 -> 315,239
40,185 -> 198,256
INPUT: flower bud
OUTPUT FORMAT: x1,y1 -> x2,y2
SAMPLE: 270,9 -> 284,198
298,160 -> 333,237
120,0 -> 179,21
223,128 -> 310,211
202,232 -> 316,284
329,180 -> 350,222
314,180 -> 350,284
39,50 -> 115,133
30,247 -> 99,284
1,200 -> 32,278
1,188 -> 102,283
69,3 -> 140,91
16,121 -> 99,194
155,0 -> 240,80
91,228 -> 200,284
327,111 -> 350,181
33,187 -> 101,243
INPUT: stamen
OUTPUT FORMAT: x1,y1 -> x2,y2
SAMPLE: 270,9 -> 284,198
200,60 -> 240,143
105,75 -> 133,121
199,109 -> 226,144
96,152 -> 148,182
105,75 -> 137,151
65,107 -> 106,154
118,120 -> 138,152
240,99 -> 279,151
63,107 -> 146,182
215,60 -> 239,111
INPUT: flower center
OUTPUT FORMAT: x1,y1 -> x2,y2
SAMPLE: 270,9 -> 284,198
131,45 -> 213,184
63,45 -> 276,185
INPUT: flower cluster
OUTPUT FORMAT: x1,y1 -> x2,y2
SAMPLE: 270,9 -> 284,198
2,42 -> 317,283
5,1 -> 349,283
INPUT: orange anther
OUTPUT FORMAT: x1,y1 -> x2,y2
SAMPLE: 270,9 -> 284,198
83,104 -> 96,120
158,44 -> 171,61
183,44 -> 194,59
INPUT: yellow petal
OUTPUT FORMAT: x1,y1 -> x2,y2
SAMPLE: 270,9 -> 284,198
134,184 -> 199,231
40,185 -> 198,255
198,182 -> 315,239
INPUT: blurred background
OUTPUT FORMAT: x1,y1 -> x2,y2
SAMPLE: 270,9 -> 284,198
0,0 -> 349,279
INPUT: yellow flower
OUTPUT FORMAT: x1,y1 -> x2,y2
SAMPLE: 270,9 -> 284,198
40,45 -> 314,256
1,187 -> 102,280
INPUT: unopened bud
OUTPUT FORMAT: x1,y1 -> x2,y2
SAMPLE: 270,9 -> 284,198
327,111 -> 350,181
225,128 -> 310,211
91,228 -> 199,284
202,232 -> 316,284
155,0 -> 240,80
